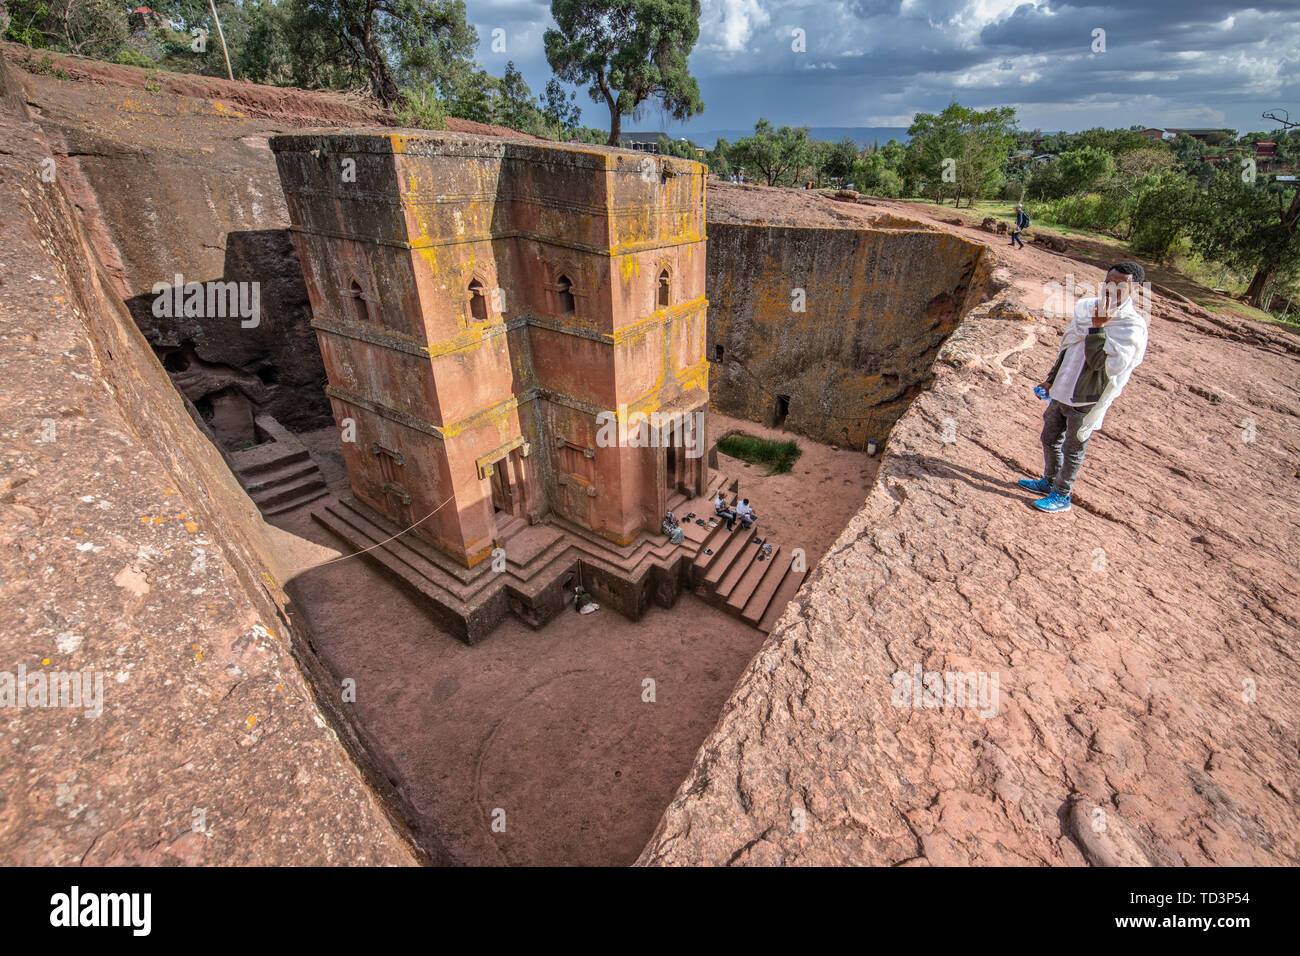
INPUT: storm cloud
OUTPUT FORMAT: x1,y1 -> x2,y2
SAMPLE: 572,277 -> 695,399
468,1 -> 1299,135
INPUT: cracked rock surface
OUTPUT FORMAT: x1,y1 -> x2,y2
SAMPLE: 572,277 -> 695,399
640,206 -> 1300,867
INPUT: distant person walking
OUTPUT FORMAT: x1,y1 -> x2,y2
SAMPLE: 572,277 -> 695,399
1010,203 -> 1029,249
1019,261 -> 1149,513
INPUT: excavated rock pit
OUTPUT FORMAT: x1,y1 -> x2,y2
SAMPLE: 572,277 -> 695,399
5,49 -> 1297,867
705,211 -> 991,447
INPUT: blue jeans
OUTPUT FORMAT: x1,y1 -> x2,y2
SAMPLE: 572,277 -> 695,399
1041,399 -> 1095,496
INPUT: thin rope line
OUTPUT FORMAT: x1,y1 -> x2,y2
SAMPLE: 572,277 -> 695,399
316,493 -> 457,567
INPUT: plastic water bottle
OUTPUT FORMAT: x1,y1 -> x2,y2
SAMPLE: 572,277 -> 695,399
1033,385 -> 1049,401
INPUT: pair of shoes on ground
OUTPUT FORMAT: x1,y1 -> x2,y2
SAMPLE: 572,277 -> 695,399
1017,476 -> 1071,513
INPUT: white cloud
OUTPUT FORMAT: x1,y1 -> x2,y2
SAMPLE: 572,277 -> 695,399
701,0 -> 773,53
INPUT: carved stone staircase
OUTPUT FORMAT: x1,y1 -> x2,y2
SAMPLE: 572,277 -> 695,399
683,491 -> 808,634
230,415 -> 328,517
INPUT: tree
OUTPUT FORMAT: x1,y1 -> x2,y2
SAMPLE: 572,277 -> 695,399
730,119 -> 811,186
544,0 -> 703,147
4,0 -> 128,58
822,137 -> 859,185
542,78 -> 582,132
1054,146 -> 1113,195
235,0 -> 294,84
1169,170 -> 1300,305
1074,126 -> 1155,155
290,0 -> 476,105
907,102 -> 1017,206
495,62 -> 540,133
1129,174 -> 1198,259
706,136 -> 732,177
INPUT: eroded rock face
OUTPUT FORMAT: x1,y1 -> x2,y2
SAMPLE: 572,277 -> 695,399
0,60 -> 423,865
706,221 -> 990,446
641,238 -> 1300,866
12,64 -> 341,435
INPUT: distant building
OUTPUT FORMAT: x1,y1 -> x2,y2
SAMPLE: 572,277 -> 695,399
1256,142 -> 1278,158
618,132 -> 664,153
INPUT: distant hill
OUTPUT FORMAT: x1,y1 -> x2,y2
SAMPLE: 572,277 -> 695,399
631,127 -> 912,149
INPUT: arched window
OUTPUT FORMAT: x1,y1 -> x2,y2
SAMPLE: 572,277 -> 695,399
658,269 -> 670,308
468,278 -> 489,322
556,274 -> 575,314
348,280 -> 369,324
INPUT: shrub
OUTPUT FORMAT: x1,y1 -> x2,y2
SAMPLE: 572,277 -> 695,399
3,1 -> 52,47
395,84 -> 446,131
113,48 -> 156,69
872,169 -> 904,198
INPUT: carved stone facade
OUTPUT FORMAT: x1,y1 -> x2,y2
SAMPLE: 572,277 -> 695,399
271,131 -> 709,569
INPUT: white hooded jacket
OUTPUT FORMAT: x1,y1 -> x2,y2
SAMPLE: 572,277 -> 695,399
1055,295 -> 1148,442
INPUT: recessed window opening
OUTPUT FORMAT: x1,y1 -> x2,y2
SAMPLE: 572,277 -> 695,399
468,279 -> 489,322
349,281 -> 369,324
556,274 -> 575,314
658,269 -> 670,308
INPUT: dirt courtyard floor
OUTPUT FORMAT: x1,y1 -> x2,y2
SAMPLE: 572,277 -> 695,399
259,419 -> 875,865
709,412 -> 880,563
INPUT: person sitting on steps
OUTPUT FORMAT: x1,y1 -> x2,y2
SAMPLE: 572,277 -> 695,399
714,492 -> 737,531
735,498 -> 757,530
662,512 -> 685,544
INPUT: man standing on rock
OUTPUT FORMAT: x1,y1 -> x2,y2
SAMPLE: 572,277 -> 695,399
1020,261 -> 1149,513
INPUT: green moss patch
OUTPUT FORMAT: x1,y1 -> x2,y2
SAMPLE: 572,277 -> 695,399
717,431 -> 802,475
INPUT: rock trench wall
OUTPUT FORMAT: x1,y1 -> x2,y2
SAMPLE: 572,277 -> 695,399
0,59 -> 432,865
706,222 -> 990,446
18,62 -> 331,438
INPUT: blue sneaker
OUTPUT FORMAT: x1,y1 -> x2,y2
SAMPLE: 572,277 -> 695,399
1033,492 -> 1071,513
1018,477 -> 1051,494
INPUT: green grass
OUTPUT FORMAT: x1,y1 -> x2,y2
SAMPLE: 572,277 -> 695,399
883,196 -> 1300,330
717,431 -> 802,475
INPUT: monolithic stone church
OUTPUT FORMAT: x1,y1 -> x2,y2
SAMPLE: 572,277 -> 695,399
270,130 -> 716,639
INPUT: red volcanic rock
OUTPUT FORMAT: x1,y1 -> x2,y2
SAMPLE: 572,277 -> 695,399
641,210 -> 1300,867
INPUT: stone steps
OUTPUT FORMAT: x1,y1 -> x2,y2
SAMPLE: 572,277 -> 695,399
741,549 -> 796,626
715,537 -> 762,600
701,523 -> 755,589
229,414 -> 329,518
304,467 -> 805,642
726,543 -> 781,614
495,513 -> 525,541
259,479 -> 329,516
690,520 -> 736,584
757,562 -> 808,634
243,458 -> 319,494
